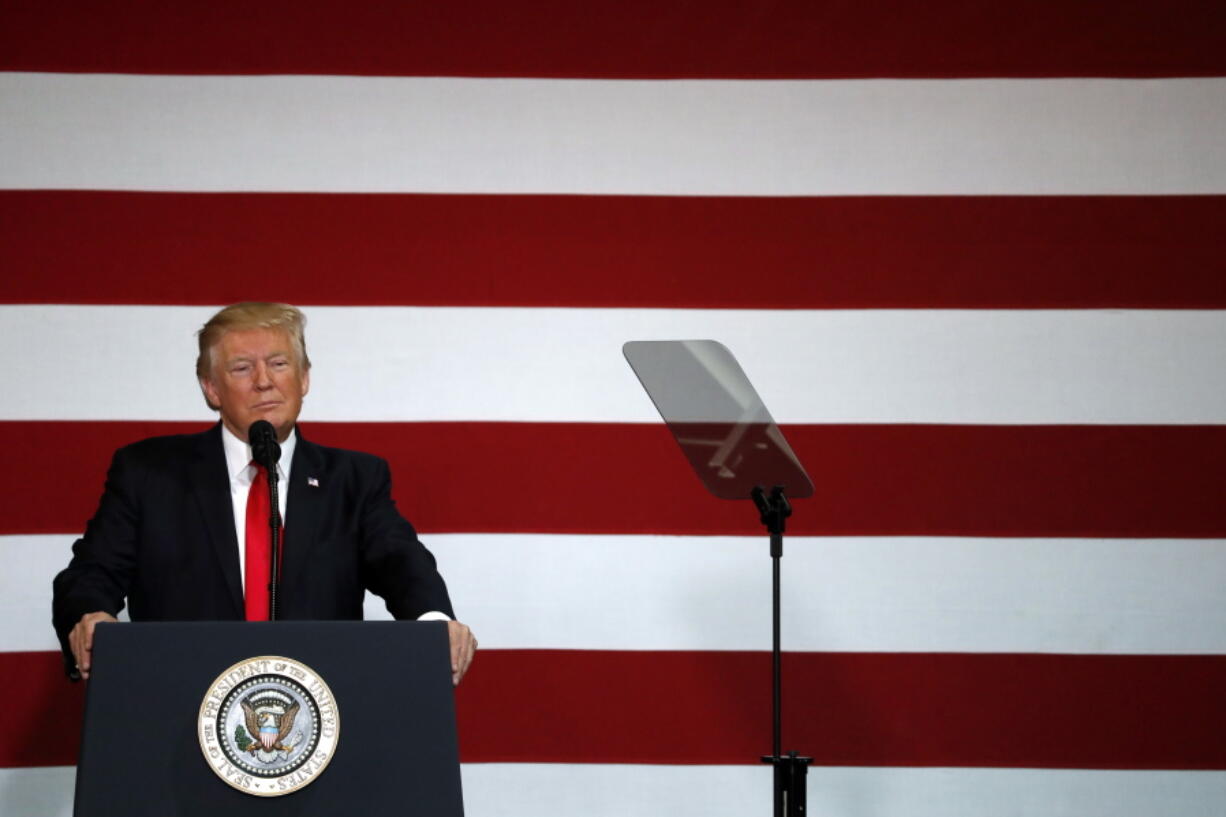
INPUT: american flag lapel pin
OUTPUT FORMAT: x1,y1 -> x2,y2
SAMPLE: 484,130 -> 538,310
307,477 -> 320,488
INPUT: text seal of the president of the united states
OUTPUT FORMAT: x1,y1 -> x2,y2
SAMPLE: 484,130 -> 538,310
198,656 -> 339,796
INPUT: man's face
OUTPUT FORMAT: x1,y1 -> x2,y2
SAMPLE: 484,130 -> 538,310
200,328 -> 310,443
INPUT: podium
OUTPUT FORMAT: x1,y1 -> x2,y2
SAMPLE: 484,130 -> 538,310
74,621 -> 464,816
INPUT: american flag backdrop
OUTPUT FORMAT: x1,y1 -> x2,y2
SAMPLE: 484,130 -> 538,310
3,2 -> 1226,815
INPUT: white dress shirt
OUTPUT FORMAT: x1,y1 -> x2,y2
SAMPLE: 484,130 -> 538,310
220,423 -> 295,589
219,424 -> 448,621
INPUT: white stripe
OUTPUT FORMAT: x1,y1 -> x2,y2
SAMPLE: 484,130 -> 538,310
3,305 -> 1225,424
0,767 -> 74,817
5,765 -> 1225,817
2,74 -> 1224,194
13,533 -> 1226,655
463,765 -> 1226,817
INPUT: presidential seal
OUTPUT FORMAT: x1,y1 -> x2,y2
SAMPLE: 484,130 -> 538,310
198,656 -> 339,797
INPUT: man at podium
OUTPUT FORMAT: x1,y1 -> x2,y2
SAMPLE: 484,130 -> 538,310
52,302 -> 476,685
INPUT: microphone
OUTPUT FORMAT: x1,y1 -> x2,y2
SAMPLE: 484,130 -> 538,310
247,419 -> 284,621
248,420 -> 281,469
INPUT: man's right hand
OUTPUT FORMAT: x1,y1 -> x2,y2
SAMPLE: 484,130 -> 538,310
68,611 -> 118,679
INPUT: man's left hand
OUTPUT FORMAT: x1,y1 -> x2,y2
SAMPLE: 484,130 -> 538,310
448,620 -> 477,686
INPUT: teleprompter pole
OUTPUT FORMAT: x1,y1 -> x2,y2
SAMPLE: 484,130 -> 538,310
752,485 -> 812,817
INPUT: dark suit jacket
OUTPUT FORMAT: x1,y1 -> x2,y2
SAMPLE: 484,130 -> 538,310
52,423 -> 454,676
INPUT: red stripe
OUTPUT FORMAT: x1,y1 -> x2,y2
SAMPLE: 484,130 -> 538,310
457,651 -> 1226,768
3,191 -> 1225,309
0,652 -> 85,768
4,421 -> 1224,538
3,0 -> 1225,78
4,649 -> 1223,769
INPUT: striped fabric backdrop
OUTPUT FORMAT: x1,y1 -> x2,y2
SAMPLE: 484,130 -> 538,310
3,2 -> 1226,815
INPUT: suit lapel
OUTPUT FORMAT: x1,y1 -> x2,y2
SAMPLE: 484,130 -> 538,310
282,431 -> 326,592
190,424 -> 244,616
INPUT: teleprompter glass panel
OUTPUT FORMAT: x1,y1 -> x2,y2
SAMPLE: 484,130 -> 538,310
623,340 -> 813,500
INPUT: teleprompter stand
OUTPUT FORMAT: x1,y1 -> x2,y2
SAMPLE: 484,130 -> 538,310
624,340 -> 815,817
754,485 -> 813,817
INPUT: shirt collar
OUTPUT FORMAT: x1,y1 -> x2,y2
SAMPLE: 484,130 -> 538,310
221,423 -> 298,482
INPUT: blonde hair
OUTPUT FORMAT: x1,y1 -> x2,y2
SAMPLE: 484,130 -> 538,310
196,303 -> 311,406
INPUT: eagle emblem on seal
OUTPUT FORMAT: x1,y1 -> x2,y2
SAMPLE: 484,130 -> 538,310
240,690 -> 300,759
200,657 -> 338,796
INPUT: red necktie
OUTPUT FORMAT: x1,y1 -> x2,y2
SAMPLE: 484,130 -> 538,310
245,462 -> 273,621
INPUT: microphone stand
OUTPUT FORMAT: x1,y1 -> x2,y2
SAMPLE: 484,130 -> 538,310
266,463 -> 283,621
